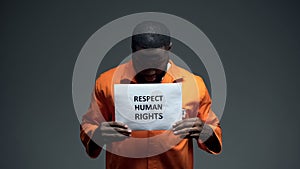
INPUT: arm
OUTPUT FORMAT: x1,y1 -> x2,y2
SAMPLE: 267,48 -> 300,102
196,76 -> 222,154
172,76 -> 222,154
80,78 -> 131,158
80,85 -> 106,158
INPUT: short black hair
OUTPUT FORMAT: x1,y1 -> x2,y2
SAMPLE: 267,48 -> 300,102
131,21 -> 171,52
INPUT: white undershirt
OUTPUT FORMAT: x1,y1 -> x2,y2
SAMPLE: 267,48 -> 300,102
161,62 -> 171,81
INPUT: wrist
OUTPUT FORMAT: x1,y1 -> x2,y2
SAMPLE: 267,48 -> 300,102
198,124 -> 213,143
91,126 -> 106,146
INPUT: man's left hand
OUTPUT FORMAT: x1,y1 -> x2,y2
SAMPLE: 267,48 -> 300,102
172,117 -> 204,139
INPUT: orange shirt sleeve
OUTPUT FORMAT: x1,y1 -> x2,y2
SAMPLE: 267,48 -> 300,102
80,75 -> 111,158
195,76 -> 222,154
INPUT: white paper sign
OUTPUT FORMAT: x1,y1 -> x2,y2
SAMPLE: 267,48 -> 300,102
114,83 -> 182,130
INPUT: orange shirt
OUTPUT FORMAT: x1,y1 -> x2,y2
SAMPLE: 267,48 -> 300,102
80,60 -> 222,169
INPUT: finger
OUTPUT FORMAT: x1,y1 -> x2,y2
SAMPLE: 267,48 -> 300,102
102,127 -> 131,133
101,127 -> 132,135
173,121 -> 202,132
106,121 -> 129,129
173,127 -> 200,135
173,121 -> 193,131
101,121 -> 127,128
114,127 -> 132,133
118,132 -> 131,137
173,119 -> 184,128
180,133 -> 200,139
114,128 -> 132,136
102,133 -> 130,141
173,118 -> 201,128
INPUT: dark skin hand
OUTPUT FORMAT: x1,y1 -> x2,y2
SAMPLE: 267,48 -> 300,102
94,121 -> 132,145
172,117 -> 213,141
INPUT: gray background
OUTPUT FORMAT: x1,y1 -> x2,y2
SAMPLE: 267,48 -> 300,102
1,0 -> 300,169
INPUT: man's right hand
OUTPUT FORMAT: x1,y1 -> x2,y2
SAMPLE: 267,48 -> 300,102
94,121 -> 132,145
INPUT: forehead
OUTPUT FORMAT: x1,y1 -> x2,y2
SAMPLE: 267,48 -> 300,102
134,48 -> 168,56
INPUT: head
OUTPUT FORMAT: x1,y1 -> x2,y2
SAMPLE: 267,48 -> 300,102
131,21 -> 172,83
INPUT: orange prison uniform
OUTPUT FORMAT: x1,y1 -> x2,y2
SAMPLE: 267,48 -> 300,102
80,60 -> 222,169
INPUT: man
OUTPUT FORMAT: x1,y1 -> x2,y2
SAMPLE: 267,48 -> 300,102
80,21 -> 222,169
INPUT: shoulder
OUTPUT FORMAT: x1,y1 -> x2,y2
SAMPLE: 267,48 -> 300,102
95,62 -> 129,91
171,63 -> 206,86
171,63 -> 208,98
96,67 -> 117,84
